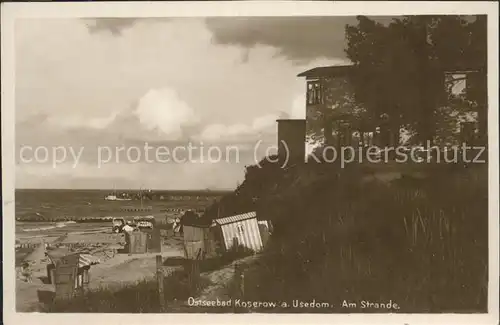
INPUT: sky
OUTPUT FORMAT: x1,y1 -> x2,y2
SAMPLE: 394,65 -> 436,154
15,16 -> 388,190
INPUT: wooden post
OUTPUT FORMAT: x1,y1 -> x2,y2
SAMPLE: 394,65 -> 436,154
239,266 -> 245,297
187,259 -> 200,292
156,255 -> 165,312
233,263 -> 245,312
232,237 -> 239,251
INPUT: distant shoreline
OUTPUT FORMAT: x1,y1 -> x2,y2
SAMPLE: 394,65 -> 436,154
15,188 -> 233,194
16,218 -> 118,223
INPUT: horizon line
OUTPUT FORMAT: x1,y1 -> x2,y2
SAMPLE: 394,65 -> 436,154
14,187 -> 235,192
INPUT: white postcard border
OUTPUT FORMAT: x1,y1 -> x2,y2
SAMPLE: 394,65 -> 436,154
2,2 -> 498,325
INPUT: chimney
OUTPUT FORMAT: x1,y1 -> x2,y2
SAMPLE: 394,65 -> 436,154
276,119 -> 306,166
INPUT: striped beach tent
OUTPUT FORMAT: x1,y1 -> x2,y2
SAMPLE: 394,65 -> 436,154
213,211 -> 263,252
78,254 -> 100,268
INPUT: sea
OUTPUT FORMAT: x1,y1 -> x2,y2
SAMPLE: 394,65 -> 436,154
14,189 -> 228,240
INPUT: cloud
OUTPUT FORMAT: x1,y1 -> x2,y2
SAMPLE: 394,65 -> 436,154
205,16 -> 396,61
82,18 -> 166,36
198,96 -> 307,142
200,124 -> 253,141
80,17 -> 398,62
82,18 -> 177,36
84,18 -> 139,35
15,17 -> 346,189
18,87 -> 200,144
199,116 -> 276,142
291,93 -> 307,119
47,111 -> 119,130
16,160 -> 247,190
134,88 -> 200,139
252,114 -> 280,130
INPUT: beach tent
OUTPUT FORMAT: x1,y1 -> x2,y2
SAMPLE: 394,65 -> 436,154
145,228 -> 162,253
212,211 -> 263,252
124,231 -> 148,254
46,249 -> 100,285
46,250 -> 100,299
181,212 -> 218,259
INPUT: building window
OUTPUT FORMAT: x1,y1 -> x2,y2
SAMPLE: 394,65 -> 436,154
445,73 -> 467,96
307,80 -> 322,105
237,224 -> 244,235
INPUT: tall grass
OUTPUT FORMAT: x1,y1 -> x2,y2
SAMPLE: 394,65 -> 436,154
200,244 -> 255,273
244,164 -> 488,313
46,270 -> 211,313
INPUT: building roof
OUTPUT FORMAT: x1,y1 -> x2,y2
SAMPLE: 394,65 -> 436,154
298,64 -> 482,79
78,254 -> 101,268
214,211 -> 257,226
46,250 -> 100,268
297,64 -> 354,78
443,69 -> 480,75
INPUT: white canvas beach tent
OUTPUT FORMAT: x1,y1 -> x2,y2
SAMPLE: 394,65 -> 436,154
213,211 -> 264,252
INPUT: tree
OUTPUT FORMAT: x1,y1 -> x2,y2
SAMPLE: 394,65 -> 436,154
345,16 -> 409,147
345,15 -> 487,146
346,16 -> 445,145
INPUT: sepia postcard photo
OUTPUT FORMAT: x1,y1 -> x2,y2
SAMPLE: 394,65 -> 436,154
2,1 -> 499,325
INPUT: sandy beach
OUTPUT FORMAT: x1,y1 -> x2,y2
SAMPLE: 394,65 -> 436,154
15,226 -> 185,312
13,188 -> 220,312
